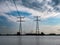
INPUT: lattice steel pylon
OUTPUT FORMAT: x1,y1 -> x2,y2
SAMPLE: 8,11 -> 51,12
13,0 -> 25,34
34,16 -> 40,34
17,16 -> 25,34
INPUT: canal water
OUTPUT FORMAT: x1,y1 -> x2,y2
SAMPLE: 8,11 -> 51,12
0,36 -> 60,45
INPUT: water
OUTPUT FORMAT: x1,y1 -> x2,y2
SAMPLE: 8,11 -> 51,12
0,36 -> 60,45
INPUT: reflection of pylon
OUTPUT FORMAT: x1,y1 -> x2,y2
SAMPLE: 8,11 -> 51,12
34,16 -> 40,34
17,16 -> 25,34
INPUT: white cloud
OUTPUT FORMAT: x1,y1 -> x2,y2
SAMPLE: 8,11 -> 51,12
0,0 -> 60,20
0,0 -> 60,25
17,5 -> 60,19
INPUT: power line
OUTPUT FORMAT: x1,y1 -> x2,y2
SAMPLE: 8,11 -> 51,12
13,0 -> 25,34
5,0 -> 12,12
13,0 -> 19,16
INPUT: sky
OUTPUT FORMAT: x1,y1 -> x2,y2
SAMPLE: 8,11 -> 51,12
0,0 -> 60,34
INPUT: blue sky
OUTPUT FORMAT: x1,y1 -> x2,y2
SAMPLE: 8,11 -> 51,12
0,0 -> 60,34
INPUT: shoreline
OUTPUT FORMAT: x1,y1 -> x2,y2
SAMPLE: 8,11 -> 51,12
0,34 -> 60,36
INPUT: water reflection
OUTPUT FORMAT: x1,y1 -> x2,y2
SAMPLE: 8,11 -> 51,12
17,36 -> 40,45
17,36 -> 22,45
1,36 -> 60,45
35,36 -> 40,45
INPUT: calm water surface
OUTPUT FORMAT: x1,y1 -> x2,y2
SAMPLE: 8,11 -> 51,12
0,36 -> 60,45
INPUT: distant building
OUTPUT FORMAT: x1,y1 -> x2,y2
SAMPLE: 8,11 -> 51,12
41,32 -> 45,35
17,32 -> 21,35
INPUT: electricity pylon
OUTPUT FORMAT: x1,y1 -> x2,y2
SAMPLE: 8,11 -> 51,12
17,16 -> 25,34
34,16 -> 40,34
13,0 -> 25,35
